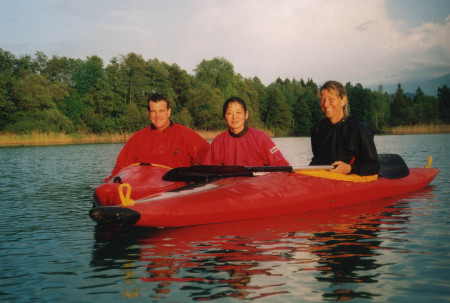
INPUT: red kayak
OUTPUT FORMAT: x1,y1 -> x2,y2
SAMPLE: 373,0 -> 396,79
90,163 -> 439,228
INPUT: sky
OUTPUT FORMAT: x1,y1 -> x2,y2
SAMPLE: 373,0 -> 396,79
1,0 -> 449,88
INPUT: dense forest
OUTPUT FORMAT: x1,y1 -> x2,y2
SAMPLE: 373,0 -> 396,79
1,48 -> 449,136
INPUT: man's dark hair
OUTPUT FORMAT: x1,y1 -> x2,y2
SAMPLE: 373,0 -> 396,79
147,93 -> 170,110
223,96 -> 247,117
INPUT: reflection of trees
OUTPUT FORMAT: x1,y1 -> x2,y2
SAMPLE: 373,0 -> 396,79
310,222 -> 384,301
90,226 -> 158,298
313,226 -> 382,284
139,238 -> 261,300
306,189 -> 425,301
137,213 -> 386,301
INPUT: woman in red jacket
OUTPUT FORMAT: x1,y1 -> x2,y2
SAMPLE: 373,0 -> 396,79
204,96 -> 289,166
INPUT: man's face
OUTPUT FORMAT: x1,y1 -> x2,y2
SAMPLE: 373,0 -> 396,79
148,100 -> 171,131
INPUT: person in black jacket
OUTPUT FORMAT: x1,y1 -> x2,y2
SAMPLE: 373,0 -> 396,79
310,80 -> 379,176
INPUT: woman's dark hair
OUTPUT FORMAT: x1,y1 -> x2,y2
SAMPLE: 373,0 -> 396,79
147,93 -> 170,110
223,96 -> 247,117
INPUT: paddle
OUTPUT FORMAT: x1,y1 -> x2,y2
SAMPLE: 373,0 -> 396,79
378,153 -> 409,179
162,165 -> 334,182
163,153 -> 409,182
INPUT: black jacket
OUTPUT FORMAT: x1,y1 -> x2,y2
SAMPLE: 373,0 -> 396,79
310,117 -> 379,176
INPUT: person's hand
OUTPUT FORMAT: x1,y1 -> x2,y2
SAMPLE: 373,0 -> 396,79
331,161 -> 351,175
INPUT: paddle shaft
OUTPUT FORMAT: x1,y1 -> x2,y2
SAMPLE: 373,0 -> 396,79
163,165 -> 335,182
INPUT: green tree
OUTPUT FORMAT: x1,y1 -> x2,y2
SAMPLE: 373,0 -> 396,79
70,56 -> 108,132
103,57 -> 128,118
168,63 -> 193,108
8,73 -> 74,133
146,58 -> 174,99
303,85 -> 322,125
293,96 -> 312,135
264,84 -> 293,136
372,85 -> 390,131
411,87 -> 440,124
72,56 -> 104,95
235,74 -> 264,128
390,83 -> 411,126
195,57 -> 237,97
172,107 -> 194,128
187,84 -> 224,130
438,85 -> 450,123
121,53 -> 148,107
122,102 -> 148,132
42,55 -> 78,86
251,77 -> 267,124
0,49 -> 17,128
346,82 -> 374,127
13,74 -> 55,111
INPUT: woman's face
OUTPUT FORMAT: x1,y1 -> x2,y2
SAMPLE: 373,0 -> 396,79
225,101 -> 248,134
320,89 -> 347,124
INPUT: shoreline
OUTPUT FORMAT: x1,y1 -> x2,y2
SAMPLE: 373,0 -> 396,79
0,130 -> 222,147
1,125 -> 449,147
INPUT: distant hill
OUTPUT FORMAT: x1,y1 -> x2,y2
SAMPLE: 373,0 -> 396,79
370,73 -> 450,96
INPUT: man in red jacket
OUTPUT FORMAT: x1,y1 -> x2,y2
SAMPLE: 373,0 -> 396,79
106,93 -> 210,182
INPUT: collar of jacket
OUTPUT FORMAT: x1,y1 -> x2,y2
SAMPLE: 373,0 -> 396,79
228,125 -> 248,138
327,116 -> 348,128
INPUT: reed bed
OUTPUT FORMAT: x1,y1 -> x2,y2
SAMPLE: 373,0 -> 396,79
385,124 -> 450,134
2,125 -> 447,147
0,131 -> 133,147
0,130 -> 222,146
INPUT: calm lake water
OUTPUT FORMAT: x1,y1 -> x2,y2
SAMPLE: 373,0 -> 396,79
0,134 -> 449,302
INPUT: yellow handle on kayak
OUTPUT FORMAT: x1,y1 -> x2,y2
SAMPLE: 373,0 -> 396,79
425,156 -> 432,168
119,183 -> 135,206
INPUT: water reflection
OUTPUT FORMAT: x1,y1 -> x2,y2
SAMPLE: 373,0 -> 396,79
91,187 -> 435,301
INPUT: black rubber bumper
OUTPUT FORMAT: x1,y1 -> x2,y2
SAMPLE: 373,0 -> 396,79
89,207 -> 141,226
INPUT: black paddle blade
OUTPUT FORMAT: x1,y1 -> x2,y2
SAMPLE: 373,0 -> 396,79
378,154 -> 409,179
162,165 -> 253,182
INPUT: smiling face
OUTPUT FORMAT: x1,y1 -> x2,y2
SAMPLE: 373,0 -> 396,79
319,88 -> 347,124
148,100 -> 171,131
224,101 -> 248,134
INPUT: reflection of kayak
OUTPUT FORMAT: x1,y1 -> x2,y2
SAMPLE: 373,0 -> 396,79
90,163 -> 439,228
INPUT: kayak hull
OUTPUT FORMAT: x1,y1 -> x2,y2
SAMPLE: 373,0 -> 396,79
91,167 -> 439,228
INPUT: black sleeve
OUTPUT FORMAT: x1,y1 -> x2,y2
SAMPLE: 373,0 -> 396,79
309,122 -> 320,165
349,124 -> 380,176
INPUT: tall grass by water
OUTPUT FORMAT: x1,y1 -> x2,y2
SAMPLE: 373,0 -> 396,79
0,130 -> 223,146
0,131 -> 133,147
1,124 -> 448,146
386,123 -> 450,134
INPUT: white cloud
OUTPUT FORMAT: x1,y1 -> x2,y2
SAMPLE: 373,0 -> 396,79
0,0 -> 448,87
